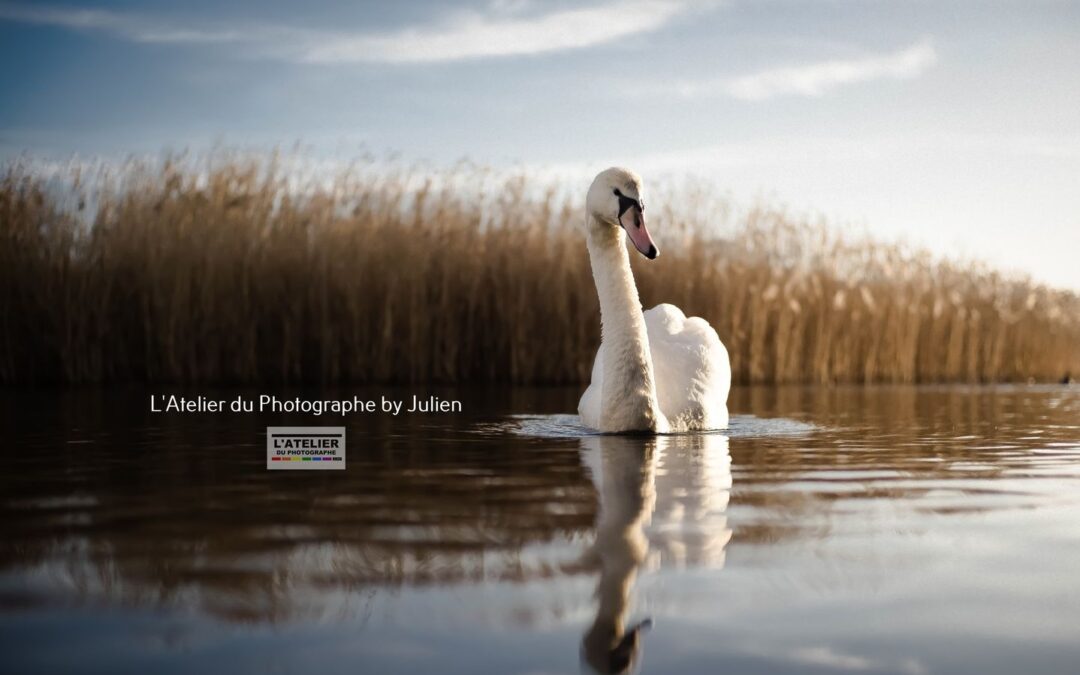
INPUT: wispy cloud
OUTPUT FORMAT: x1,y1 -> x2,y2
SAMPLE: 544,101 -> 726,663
672,40 -> 937,101
0,0 -> 694,63
788,646 -> 928,675
304,1 -> 689,63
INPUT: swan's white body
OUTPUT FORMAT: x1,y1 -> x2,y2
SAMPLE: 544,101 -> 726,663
577,168 -> 731,433
579,303 -> 731,433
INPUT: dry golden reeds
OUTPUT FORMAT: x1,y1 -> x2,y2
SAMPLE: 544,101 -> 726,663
1,153 -> 1077,385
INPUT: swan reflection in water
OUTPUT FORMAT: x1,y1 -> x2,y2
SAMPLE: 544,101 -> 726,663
575,431 -> 732,674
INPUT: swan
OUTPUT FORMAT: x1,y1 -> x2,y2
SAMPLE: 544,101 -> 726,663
579,435 -> 657,674
577,432 -> 732,673
577,167 -> 731,433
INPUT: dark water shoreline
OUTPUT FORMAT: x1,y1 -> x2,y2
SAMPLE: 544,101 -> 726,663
2,384 -> 1079,674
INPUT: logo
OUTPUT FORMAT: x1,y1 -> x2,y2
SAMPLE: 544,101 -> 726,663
266,427 -> 346,470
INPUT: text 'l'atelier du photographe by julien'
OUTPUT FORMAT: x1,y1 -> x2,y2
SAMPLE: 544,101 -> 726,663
149,395 -> 463,416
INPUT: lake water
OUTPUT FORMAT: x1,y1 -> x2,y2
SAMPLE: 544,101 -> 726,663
1,385 -> 1079,675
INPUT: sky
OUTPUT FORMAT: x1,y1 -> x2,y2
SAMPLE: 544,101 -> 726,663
1,0 -> 1078,289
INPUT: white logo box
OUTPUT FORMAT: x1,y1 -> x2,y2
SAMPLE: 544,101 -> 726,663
266,427 -> 346,470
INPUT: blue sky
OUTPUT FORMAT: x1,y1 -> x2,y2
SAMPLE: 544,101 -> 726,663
2,0 -> 1078,288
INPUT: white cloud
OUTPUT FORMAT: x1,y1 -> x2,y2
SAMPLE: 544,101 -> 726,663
302,1 -> 686,63
672,39 -> 937,101
788,646 -> 928,675
0,0 -> 693,63
790,646 -> 874,671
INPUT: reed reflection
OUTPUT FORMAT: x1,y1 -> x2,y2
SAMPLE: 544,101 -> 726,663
1,386 -> 1074,633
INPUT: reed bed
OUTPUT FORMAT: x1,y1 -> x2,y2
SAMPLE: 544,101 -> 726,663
1,154 -> 1077,385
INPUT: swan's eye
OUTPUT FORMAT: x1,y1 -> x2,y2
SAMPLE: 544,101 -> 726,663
613,188 -> 622,197
615,191 -> 638,219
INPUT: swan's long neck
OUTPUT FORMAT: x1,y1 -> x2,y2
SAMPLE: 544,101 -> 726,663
582,441 -> 657,667
586,218 -> 664,432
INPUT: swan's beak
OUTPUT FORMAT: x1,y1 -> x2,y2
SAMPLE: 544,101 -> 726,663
620,206 -> 658,260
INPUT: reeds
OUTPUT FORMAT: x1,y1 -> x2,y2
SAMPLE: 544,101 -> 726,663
1,153 -> 1077,385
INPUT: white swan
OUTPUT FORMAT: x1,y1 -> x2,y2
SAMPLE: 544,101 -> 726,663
577,432 -> 733,672
578,167 -> 731,433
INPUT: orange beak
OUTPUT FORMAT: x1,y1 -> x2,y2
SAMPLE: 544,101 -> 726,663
620,205 -> 658,259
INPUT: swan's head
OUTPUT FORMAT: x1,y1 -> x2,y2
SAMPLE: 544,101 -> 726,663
586,167 -> 658,260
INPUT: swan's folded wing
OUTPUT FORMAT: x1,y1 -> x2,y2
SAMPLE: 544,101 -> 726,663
644,304 -> 731,430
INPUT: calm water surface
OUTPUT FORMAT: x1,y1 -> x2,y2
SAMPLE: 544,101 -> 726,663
1,386 -> 1079,674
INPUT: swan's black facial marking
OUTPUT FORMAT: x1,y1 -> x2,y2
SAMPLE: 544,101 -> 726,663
612,187 -> 643,224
